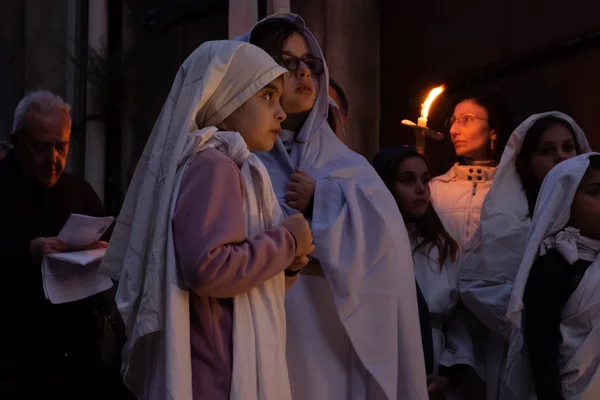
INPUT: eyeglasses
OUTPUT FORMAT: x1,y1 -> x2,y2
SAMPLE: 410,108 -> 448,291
444,114 -> 489,129
275,54 -> 325,77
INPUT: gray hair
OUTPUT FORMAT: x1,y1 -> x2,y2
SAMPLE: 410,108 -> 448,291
11,90 -> 71,135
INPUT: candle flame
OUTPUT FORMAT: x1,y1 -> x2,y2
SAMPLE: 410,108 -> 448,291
420,85 -> 445,119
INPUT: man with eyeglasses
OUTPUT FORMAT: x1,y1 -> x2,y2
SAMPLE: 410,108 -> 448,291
0,90 -> 131,399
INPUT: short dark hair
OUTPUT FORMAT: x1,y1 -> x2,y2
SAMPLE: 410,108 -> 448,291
456,92 -> 515,164
329,78 -> 348,117
517,116 -> 584,215
249,18 -> 305,58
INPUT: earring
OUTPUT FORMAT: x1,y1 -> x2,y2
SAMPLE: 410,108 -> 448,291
490,139 -> 496,152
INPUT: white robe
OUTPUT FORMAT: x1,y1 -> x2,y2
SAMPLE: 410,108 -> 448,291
412,241 -> 481,400
507,153 -> 600,400
459,112 -> 590,400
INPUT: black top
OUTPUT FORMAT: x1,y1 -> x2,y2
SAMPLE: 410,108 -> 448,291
416,280 -> 435,375
523,250 -> 592,400
0,151 -> 106,367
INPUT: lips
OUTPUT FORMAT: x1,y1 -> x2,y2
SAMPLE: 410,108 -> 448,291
414,199 -> 427,207
296,84 -> 313,94
271,128 -> 281,136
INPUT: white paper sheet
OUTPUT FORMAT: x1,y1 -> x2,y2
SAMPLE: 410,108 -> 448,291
57,213 -> 114,249
42,248 -> 113,304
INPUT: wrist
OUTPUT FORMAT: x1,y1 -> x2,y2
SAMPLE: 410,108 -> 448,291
284,268 -> 301,277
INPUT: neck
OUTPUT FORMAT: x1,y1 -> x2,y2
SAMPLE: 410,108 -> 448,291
282,110 -> 310,133
406,221 -> 419,238
461,157 -> 496,166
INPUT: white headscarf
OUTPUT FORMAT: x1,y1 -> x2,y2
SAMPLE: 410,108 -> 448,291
459,112 -> 590,399
99,40 -> 288,400
239,13 -> 428,400
506,153 -> 600,400
460,111 -> 590,332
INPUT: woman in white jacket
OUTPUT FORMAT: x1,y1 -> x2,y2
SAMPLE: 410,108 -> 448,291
430,93 -> 515,249
374,145 -> 479,400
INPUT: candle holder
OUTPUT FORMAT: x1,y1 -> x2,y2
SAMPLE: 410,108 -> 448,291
404,85 -> 445,155
401,119 -> 444,155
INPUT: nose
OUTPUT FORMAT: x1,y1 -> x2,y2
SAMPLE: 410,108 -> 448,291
556,148 -> 570,164
415,180 -> 426,194
46,146 -> 59,164
296,60 -> 311,78
449,122 -> 460,138
275,103 -> 286,122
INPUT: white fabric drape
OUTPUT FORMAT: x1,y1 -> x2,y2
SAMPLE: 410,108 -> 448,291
459,112 -> 590,399
239,13 -> 428,400
507,153 -> 600,400
98,41 -> 287,400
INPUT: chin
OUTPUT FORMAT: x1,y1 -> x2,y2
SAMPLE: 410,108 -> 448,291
285,98 -> 315,114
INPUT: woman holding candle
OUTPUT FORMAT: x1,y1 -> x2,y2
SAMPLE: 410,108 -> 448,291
459,112 -> 590,400
239,13 -> 429,400
429,93 -> 515,249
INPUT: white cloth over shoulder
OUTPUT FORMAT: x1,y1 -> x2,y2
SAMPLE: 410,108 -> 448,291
412,243 -> 479,373
239,13 -> 427,400
507,153 -> 600,400
182,128 -> 291,400
98,41 -> 288,400
460,112 -> 590,333
459,112 -> 589,400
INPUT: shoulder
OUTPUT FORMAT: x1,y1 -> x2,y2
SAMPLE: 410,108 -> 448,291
59,171 -> 98,196
183,148 -> 243,188
189,147 -> 240,171
431,165 -> 456,185
58,172 -> 105,216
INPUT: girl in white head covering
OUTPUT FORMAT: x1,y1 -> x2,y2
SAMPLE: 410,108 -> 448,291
239,13 -> 428,400
507,153 -> 600,400
100,40 -> 315,400
459,112 -> 591,399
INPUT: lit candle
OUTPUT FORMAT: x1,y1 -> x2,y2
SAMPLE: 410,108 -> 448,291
415,85 -> 444,154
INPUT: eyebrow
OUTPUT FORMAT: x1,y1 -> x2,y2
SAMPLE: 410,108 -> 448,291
262,82 -> 281,94
281,50 -> 315,58
539,138 -> 575,146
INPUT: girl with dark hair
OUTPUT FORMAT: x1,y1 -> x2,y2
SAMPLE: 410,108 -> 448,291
430,92 -> 515,248
459,112 -> 590,400
374,145 -> 480,400
508,153 -> 600,400
516,115 -> 584,215
239,13 -> 428,400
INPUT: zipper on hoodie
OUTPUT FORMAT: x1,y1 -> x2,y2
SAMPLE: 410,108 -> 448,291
472,182 -> 478,196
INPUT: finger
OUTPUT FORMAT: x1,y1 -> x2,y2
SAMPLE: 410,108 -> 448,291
286,212 -> 304,220
290,173 -> 303,183
85,241 -> 109,250
287,201 -> 300,209
286,192 -> 300,201
287,181 -> 301,191
45,248 -> 63,256
50,240 -> 69,251
295,168 -> 310,177
306,244 -> 316,254
297,255 -> 309,265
